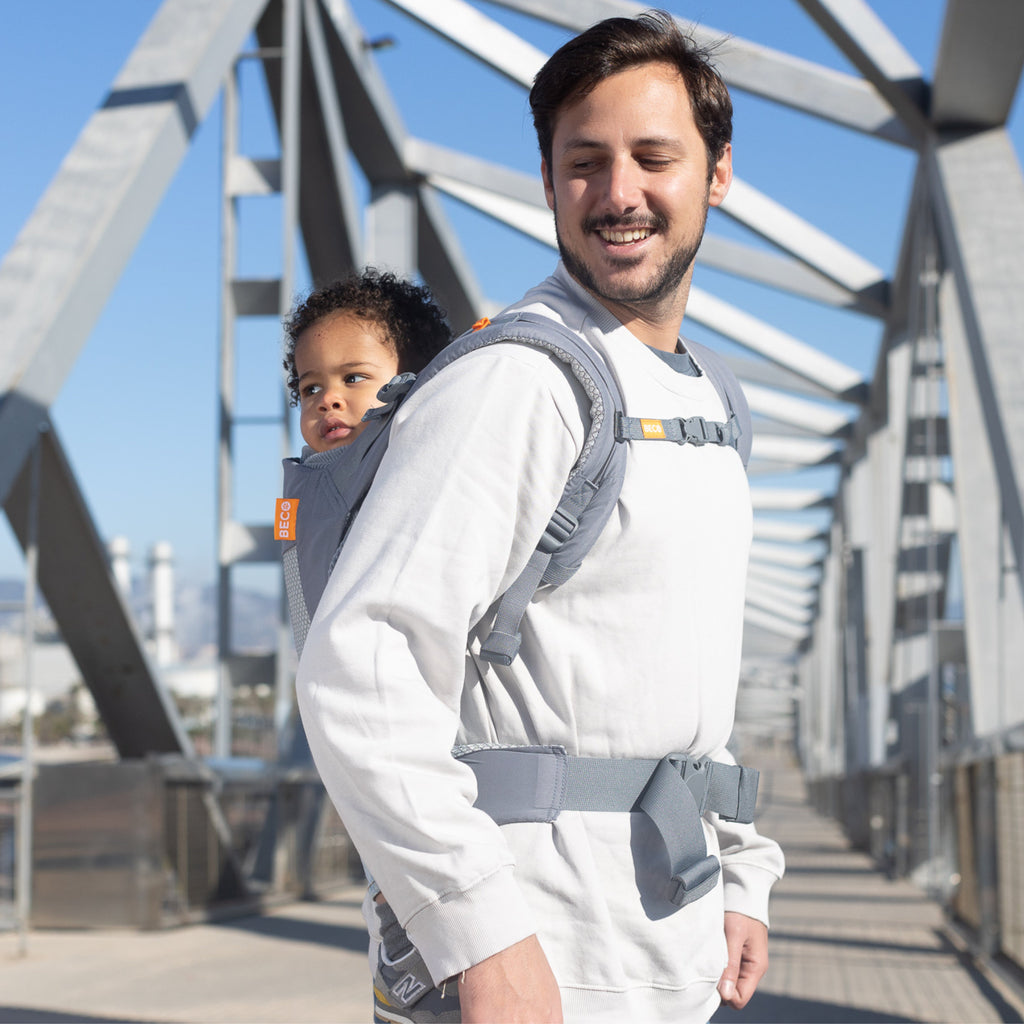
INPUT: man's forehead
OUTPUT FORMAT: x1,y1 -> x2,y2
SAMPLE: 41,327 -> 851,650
550,62 -> 692,136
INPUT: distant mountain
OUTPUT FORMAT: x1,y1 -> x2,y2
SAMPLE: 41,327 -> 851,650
0,576 -> 280,660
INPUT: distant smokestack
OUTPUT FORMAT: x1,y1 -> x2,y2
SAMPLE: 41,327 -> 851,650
108,536 -> 132,597
148,541 -> 178,666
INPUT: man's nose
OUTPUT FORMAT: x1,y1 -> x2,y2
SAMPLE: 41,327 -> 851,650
605,156 -> 643,211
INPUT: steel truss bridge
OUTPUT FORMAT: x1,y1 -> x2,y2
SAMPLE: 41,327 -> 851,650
0,0 -> 1022,971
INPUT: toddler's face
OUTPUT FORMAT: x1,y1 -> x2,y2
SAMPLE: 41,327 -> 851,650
294,313 -> 400,452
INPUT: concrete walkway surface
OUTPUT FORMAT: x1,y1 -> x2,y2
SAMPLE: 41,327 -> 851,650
2,747 -> 1022,1023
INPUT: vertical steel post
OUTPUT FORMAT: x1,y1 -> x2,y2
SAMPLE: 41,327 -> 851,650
15,430 -> 42,956
275,0 -> 301,744
215,60 -> 240,760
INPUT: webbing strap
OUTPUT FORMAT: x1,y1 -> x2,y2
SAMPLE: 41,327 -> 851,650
479,499 -> 584,666
455,747 -> 759,908
615,411 -> 743,449
479,548 -> 550,665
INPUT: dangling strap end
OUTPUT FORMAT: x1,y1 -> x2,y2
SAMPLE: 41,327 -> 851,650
670,855 -> 721,908
479,630 -> 522,666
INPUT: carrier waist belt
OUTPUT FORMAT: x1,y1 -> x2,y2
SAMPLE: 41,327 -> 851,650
454,746 -> 758,908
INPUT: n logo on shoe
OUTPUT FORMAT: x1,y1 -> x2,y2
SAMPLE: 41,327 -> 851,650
392,973 -> 427,1005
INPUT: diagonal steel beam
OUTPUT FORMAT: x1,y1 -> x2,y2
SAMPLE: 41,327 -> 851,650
0,0 -> 269,509
794,0 -> 929,143
4,419 -> 193,759
484,0 -> 915,145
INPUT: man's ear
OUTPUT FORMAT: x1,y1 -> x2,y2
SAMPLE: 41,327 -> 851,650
541,158 -> 556,212
708,143 -> 732,208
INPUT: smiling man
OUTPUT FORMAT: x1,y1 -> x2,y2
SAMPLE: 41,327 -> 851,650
296,11 -> 784,1024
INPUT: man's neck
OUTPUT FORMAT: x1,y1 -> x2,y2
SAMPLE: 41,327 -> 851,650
578,271 -> 692,353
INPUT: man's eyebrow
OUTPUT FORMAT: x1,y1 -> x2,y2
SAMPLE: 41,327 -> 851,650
561,134 -> 683,151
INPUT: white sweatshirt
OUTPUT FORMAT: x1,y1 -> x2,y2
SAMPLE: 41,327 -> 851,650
296,264 -> 784,1023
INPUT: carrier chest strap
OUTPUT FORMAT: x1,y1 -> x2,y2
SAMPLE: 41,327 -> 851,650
615,411 -> 743,450
454,747 -> 758,908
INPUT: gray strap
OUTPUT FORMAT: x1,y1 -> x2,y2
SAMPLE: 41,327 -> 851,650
615,411 -> 742,450
639,757 -> 720,907
479,500 -> 584,665
479,548 -> 550,665
456,748 -> 758,908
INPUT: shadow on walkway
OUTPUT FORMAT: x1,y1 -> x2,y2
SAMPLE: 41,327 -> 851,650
712,993 -> 917,1023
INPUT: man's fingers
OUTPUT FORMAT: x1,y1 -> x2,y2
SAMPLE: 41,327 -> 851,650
719,912 -> 769,1009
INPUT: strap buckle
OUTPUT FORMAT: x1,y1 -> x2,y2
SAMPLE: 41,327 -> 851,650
681,415 -> 720,445
538,507 -> 579,554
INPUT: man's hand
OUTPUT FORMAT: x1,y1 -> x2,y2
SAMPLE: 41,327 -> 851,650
717,911 -> 768,1010
458,934 -> 562,1023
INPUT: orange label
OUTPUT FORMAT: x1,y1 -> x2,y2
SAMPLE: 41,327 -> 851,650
640,419 -> 666,439
471,316 -> 491,332
275,498 -> 299,541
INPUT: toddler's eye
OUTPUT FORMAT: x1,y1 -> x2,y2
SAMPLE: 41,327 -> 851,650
301,382 -> 323,399
345,372 -> 371,384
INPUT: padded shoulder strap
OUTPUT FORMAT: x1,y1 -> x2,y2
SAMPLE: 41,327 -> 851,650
421,312 -> 627,665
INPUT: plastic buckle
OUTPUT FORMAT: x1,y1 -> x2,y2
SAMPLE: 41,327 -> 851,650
377,372 -> 417,403
670,855 -> 721,907
681,758 -> 709,812
538,508 -> 579,554
682,415 -> 711,445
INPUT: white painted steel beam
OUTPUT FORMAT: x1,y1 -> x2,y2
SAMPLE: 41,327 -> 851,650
794,0 -> 929,141
931,0 -> 1024,129
752,518 -> 826,545
750,435 -> 843,467
417,183 -> 490,331
719,178 -> 888,296
303,0 -> 363,269
426,173 -> 556,248
4,422 -> 193,759
319,0 -> 410,179
382,0 -> 545,88
748,562 -> 821,591
750,540 -> 825,570
744,604 -> 811,642
485,0 -> 916,145
686,289 -> 865,398
746,576 -> 817,610
745,590 -> 814,626
750,488 -> 831,511
743,383 -> 854,437
698,235 -> 888,318
0,0 -> 268,506
406,138 -> 545,208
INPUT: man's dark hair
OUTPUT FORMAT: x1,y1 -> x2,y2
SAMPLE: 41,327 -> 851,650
283,267 -> 451,405
529,10 -> 732,182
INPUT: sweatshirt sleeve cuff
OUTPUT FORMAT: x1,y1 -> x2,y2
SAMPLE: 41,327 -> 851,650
722,863 -> 781,928
404,864 -> 537,984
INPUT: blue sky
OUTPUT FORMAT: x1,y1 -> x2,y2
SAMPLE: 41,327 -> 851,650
0,1 -> 1021,589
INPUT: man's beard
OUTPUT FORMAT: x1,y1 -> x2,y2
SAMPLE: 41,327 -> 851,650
554,202 -> 708,308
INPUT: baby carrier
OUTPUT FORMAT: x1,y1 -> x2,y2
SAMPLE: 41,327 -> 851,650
279,311 -> 757,919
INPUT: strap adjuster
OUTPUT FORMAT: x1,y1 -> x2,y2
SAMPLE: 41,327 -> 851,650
670,854 -> 721,907
538,507 -> 579,554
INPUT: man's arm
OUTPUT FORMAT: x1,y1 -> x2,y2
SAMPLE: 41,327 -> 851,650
296,345 -> 585,983
459,936 -> 563,1024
